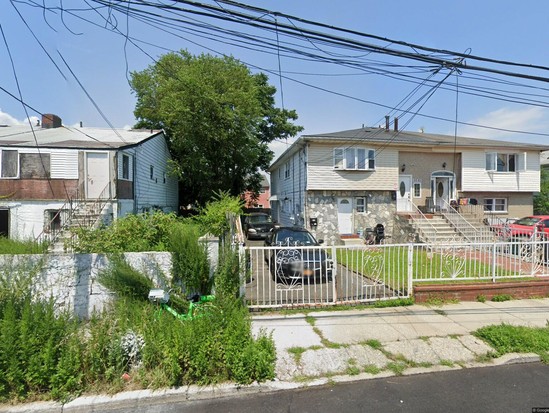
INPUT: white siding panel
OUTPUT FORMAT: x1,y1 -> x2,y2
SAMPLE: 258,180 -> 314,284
134,135 -> 178,212
51,150 -> 79,179
462,150 -> 540,192
307,144 -> 398,190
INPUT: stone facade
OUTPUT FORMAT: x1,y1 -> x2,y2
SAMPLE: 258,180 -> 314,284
306,190 -> 396,245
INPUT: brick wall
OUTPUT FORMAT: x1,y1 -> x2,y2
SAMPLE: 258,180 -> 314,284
414,279 -> 549,302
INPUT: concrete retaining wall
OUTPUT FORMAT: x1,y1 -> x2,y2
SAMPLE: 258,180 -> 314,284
0,252 -> 172,319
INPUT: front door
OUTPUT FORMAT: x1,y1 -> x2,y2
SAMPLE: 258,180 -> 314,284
337,197 -> 353,234
435,178 -> 449,210
397,175 -> 412,212
86,152 -> 110,199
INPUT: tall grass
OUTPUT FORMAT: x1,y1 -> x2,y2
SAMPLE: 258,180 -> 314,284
0,237 -> 48,254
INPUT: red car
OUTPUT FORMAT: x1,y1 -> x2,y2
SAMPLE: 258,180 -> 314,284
494,215 -> 549,239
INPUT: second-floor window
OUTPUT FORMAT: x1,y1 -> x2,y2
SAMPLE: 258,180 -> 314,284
334,147 -> 375,170
0,149 -> 18,178
284,161 -> 291,179
486,152 -> 525,172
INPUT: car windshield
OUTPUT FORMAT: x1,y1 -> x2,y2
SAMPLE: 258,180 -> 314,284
274,229 -> 316,245
513,217 -> 541,226
249,214 -> 272,224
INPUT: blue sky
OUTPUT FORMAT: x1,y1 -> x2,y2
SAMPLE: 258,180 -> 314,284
1,1 -> 549,159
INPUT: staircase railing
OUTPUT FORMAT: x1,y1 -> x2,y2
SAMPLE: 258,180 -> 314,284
36,182 -> 114,251
440,199 -> 493,243
409,201 -> 438,243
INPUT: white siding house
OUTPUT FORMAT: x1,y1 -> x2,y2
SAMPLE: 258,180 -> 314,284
269,123 -> 549,244
0,114 -> 178,240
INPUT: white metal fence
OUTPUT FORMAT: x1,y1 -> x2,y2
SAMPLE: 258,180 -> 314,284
242,238 -> 549,309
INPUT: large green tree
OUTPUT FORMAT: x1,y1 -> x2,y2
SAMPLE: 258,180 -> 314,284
130,51 -> 302,207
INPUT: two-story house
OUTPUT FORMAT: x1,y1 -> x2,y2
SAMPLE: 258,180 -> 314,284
269,120 -> 549,244
0,114 -> 178,241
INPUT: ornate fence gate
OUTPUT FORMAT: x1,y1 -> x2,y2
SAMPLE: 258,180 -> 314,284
242,239 -> 549,310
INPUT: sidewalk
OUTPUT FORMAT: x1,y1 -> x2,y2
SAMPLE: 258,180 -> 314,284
251,297 -> 549,381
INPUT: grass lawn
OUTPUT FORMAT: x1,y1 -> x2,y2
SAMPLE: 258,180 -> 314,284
336,245 -> 522,290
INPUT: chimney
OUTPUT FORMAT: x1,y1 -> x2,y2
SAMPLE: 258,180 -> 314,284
42,114 -> 62,129
394,117 -> 399,132
385,115 -> 390,131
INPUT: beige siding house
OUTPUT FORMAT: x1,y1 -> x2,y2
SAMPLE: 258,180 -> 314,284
269,124 -> 549,244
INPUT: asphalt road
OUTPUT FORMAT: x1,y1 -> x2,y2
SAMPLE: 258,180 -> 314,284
91,362 -> 549,413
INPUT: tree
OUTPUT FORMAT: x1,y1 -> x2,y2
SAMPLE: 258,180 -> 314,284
130,51 -> 302,207
534,167 -> 549,214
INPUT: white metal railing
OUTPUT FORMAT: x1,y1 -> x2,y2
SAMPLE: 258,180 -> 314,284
439,198 -> 494,243
243,238 -> 549,309
410,201 -> 438,243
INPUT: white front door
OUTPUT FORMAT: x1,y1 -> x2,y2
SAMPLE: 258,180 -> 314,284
435,177 -> 450,210
86,152 -> 110,199
337,197 -> 353,234
397,175 -> 412,212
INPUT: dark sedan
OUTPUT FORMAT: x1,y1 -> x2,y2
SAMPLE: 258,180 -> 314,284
264,227 -> 333,285
244,212 -> 276,240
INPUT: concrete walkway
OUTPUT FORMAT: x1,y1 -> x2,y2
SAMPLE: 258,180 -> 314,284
251,298 -> 549,381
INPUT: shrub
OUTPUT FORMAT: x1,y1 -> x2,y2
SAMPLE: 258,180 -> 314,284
169,224 -> 212,295
97,255 -> 155,301
69,211 -> 181,253
195,191 -> 243,237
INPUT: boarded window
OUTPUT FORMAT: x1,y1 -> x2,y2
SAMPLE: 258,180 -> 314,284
20,153 -> 50,179
1,150 -> 18,178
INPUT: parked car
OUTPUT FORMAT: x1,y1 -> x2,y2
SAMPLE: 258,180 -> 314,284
243,212 -> 276,240
492,215 -> 549,240
264,226 -> 333,284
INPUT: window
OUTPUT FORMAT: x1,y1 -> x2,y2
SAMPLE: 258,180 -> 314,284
284,161 -> 291,179
150,165 -> 154,180
484,198 -> 507,213
356,197 -> 367,213
486,152 -> 522,172
1,150 -> 18,178
122,154 -> 130,180
413,182 -> 421,198
334,147 -> 375,170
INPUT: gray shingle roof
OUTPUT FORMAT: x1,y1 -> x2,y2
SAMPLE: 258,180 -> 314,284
304,127 -> 549,149
0,125 -> 162,150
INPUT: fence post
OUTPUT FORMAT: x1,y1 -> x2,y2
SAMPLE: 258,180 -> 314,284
238,243 -> 247,299
331,245 -> 337,303
491,241 -> 497,283
407,243 -> 413,296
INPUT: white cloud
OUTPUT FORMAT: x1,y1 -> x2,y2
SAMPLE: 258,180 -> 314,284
0,109 -> 39,127
0,109 -> 23,126
459,106 -> 549,142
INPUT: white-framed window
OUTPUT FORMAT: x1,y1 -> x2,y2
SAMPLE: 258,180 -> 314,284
333,147 -> 375,170
413,182 -> 421,198
356,197 -> 367,213
284,161 -> 291,179
484,198 -> 507,213
0,149 -> 18,178
486,152 -> 526,172
122,154 -> 130,180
